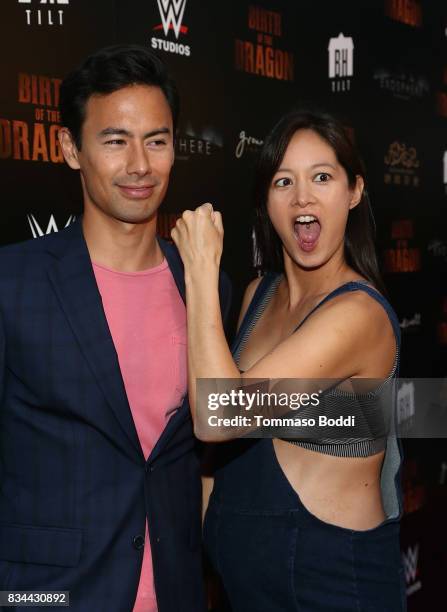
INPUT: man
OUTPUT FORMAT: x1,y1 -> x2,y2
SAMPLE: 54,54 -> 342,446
0,45 -> 230,611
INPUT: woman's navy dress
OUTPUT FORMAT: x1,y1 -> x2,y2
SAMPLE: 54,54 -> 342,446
203,274 -> 407,611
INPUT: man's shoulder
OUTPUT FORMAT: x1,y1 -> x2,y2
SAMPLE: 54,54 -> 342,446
158,235 -> 232,310
0,222 -> 80,276
157,235 -> 179,259
0,222 -> 79,259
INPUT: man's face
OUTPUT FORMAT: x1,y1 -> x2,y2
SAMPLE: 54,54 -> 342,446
62,84 -> 174,224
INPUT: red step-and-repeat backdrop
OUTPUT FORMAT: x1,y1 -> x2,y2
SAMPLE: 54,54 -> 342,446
1,1 -> 446,608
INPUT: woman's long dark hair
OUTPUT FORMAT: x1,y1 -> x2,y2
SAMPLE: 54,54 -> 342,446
253,109 -> 386,294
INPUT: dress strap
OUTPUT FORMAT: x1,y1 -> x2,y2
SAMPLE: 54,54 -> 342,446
231,272 -> 281,361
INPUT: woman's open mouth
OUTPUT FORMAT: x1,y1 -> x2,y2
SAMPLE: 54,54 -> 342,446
293,215 -> 321,252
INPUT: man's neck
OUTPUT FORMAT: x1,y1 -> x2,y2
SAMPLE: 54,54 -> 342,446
82,209 -> 163,273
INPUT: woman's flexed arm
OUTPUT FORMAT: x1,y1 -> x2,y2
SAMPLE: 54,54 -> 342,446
171,204 -> 242,427
171,205 -> 396,441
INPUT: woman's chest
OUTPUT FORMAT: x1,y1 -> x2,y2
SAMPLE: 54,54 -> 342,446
236,303 -> 312,371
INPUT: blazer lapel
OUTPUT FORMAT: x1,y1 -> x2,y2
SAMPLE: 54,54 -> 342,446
157,236 -> 185,302
148,238 -> 191,462
46,220 -> 144,462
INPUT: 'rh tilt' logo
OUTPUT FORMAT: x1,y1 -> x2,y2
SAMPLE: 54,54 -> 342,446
18,0 -> 69,27
328,33 -> 354,93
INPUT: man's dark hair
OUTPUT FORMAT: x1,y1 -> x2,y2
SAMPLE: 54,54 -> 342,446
253,108 -> 386,294
60,44 -> 179,149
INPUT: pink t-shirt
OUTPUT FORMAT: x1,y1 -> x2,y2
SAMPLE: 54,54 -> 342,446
93,258 -> 187,612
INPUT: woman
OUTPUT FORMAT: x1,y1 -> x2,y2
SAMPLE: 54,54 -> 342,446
171,110 -> 406,611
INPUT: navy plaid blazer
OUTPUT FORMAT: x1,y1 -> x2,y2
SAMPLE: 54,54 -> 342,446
0,219 -> 231,611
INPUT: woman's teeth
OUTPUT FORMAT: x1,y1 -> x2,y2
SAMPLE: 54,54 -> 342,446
296,215 -> 318,224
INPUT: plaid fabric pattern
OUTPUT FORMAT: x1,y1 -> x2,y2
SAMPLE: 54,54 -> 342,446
0,220 -> 231,611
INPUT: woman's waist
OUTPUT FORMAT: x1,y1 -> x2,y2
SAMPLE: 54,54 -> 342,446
207,440 -> 386,523
206,478 -> 389,534
273,438 -> 385,494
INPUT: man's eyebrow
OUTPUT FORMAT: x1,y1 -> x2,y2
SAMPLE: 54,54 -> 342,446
98,127 -> 171,138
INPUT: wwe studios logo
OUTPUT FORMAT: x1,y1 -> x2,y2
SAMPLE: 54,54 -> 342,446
402,544 -> 422,595
157,0 -> 187,38
151,0 -> 190,56
27,214 -> 76,239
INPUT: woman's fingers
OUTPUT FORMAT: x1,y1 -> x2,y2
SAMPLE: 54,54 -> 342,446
170,215 -> 185,243
181,209 -> 193,222
198,202 -> 214,214
170,224 -> 179,245
211,210 -> 224,235
170,204 -> 223,266
176,204 -> 218,231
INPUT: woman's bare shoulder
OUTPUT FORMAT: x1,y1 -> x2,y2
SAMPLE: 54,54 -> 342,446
244,288 -> 395,380
305,288 -> 394,342
322,287 -> 392,325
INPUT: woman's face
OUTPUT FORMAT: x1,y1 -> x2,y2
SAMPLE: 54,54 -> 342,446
267,128 -> 363,270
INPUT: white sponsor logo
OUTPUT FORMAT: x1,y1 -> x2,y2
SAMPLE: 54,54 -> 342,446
156,0 -> 186,39
18,0 -> 69,3
373,69 -> 429,100
151,0 -> 191,57
428,239 -> 447,262
18,0 -> 69,27
27,213 -> 76,238
402,544 -> 422,596
397,381 -> 415,427
235,130 -> 263,159
174,127 -> 222,162
399,313 -> 421,329
328,33 -> 354,93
